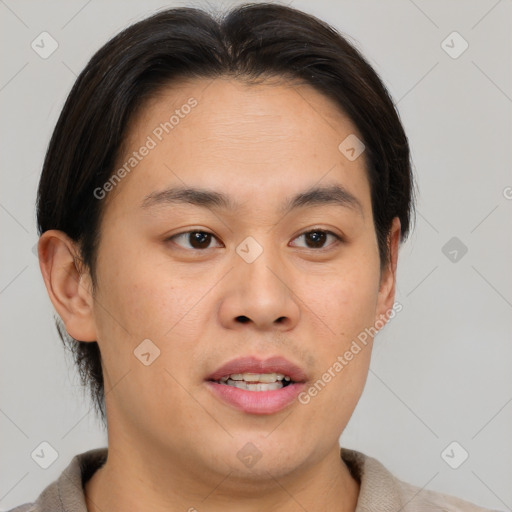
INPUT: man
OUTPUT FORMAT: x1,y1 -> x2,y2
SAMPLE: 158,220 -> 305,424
10,3 -> 492,511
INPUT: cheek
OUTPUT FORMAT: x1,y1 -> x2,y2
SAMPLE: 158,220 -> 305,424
90,248 -> 203,427
300,256 -> 380,346
295,288 -> 374,442
92,237 -> 189,337
304,274 -> 377,381
293,251 -> 379,413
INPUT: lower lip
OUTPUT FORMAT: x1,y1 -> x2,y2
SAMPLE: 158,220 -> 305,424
205,381 -> 306,414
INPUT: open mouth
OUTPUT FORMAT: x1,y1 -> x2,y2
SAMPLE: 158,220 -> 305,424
210,372 -> 295,391
205,355 -> 308,414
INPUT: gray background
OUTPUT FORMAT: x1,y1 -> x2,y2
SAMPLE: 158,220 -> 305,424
1,0 -> 511,509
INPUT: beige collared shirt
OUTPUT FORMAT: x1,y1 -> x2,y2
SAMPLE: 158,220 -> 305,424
9,447 -> 495,511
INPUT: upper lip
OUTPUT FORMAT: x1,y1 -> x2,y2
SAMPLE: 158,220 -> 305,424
207,356 -> 308,383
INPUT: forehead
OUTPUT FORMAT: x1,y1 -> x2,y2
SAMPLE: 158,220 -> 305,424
107,77 -> 371,217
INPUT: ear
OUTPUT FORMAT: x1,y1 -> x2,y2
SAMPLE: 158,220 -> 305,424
374,217 -> 401,327
38,230 -> 97,341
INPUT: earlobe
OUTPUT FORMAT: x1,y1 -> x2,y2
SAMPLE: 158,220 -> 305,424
38,230 -> 97,342
375,217 -> 401,328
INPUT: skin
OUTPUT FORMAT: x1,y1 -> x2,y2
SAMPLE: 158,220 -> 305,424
39,77 -> 400,512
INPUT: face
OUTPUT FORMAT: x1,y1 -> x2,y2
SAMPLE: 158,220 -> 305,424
52,78 -> 399,484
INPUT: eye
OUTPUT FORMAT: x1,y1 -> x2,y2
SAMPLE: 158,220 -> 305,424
169,230 -> 223,250
290,229 -> 342,249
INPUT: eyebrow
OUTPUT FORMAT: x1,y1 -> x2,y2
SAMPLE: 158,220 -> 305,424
141,184 -> 364,217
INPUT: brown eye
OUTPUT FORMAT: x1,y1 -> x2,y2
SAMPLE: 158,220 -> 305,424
304,231 -> 327,248
290,230 -> 341,249
170,231 -> 222,250
189,231 -> 212,249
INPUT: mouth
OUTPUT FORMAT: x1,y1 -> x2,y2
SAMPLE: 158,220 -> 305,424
205,356 -> 308,414
214,372 -> 294,391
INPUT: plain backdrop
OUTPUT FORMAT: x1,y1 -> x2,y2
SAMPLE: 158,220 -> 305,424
1,0 -> 511,510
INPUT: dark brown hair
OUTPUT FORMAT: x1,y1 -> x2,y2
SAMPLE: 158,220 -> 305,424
37,2 -> 415,423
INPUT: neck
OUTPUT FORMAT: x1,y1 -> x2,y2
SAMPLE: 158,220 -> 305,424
85,440 -> 359,512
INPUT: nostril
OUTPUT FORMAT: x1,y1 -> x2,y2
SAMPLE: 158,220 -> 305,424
236,315 -> 250,323
275,316 -> 286,323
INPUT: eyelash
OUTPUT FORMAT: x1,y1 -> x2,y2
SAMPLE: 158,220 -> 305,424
167,229 -> 343,251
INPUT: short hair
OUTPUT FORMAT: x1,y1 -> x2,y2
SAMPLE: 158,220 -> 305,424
36,2 -> 416,423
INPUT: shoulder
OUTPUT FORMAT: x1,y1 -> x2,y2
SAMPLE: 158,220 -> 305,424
396,478 -> 496,511
341,447 -> 496,511
5,448 -> 108,512
6,506 -> 35,512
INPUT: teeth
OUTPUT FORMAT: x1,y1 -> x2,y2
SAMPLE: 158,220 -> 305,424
220,372 -> 288,383
225,379 -> 284,391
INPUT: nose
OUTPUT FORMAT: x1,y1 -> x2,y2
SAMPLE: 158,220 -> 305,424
218,246 -> 300,332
